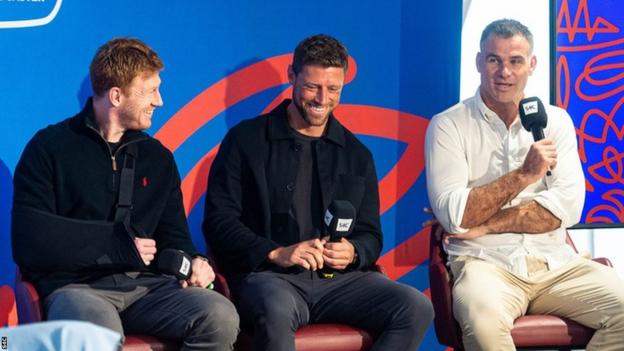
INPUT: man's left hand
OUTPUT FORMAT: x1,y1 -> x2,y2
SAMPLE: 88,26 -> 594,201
180,257 -> 215,289
444,225 -> 487,242
323,238 -> 356,270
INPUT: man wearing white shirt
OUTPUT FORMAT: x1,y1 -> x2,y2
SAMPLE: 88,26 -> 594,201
425,18 -> 624,350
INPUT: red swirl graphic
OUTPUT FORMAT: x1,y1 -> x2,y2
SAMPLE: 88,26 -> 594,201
557,0 -> 624,224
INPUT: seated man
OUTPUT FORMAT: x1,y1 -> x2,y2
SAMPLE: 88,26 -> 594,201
425,19 -> 624,350
11,37 -> 238,351
203,34 -> 434,351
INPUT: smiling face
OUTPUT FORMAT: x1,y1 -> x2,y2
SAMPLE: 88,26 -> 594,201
117,71 -> 163,131
477,33 -> 536,116
287,64 -> 345,136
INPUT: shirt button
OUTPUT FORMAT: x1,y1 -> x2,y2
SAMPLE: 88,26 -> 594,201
286,183 -> 295,191
292,143 -> 302,151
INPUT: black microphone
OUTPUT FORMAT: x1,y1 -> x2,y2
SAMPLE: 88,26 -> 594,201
157,249 -> 214,289
157,248 -> 192,280
518,96 -> 551,176
320,200 -> 356,278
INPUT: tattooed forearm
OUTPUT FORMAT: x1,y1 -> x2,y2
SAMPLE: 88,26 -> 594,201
482,200 -> 561,234
461,169 -> 533,228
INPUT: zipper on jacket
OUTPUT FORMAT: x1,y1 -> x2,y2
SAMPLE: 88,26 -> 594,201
86,124 -> 144,171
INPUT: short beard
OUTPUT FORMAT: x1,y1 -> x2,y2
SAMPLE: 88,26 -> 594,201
294,99 -> 311,125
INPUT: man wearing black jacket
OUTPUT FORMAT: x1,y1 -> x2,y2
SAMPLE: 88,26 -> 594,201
12,38 -> 238,351
203,34 -> 433,351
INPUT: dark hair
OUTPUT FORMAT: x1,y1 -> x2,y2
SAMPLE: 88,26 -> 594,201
90,37 -> 163,97
480,19 -> 534,53
292,34 -> 348,75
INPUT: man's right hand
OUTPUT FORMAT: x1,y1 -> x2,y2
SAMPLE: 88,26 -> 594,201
134,238 -> 157,266
267,238 -> 326,271
520,139 -> 557,183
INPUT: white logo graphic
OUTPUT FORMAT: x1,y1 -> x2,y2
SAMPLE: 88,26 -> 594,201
324,210 -> 334,227
522,101 -> 539,116
336,218 -> 353,232
0,0 -> 62,29
179,256 -> 191,276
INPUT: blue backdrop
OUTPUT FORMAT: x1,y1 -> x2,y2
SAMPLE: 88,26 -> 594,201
0,1 -> 462,347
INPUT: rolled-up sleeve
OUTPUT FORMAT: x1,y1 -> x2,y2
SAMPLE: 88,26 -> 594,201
425,113 -> 471,234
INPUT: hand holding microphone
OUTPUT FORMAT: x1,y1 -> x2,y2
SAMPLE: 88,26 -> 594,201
321,200 -> 356,278
157,249 -> 215,289
519,97 -> 556,179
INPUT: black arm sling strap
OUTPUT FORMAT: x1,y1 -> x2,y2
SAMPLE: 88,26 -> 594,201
113,143 -> 143,277
114,142 -> 138,233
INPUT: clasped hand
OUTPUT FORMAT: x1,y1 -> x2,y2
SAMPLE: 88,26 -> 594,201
268,238 -> 355,271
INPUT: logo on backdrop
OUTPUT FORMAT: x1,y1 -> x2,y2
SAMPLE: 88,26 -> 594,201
0,0 -> 62,29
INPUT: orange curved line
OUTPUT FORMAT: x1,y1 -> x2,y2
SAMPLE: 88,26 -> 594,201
155,55 -> 358,152
263,87 -> 292,114
377,227 -> 430,281
556,55 -> 570,109
559,38 -> 624,52
575,51 -> 624,101
586,205 -> 623,224
557,0 -> 620,44
335,104 -> 429,214
181,145 -> 220,215
587,147 -> 624,185
156,54 -> 292,151
585,178 -> 594,192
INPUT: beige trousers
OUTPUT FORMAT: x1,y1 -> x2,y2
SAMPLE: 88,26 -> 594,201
450,256 -> 624,351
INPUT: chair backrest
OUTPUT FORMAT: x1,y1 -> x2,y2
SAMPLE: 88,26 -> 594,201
14,269 -> 43,324
427,224 -> 463,348
14,268 -> 181,351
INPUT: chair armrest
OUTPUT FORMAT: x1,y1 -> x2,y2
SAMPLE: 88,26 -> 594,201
592,257 -> 613,268
14,273 -> 43,324
213,272 -> 231,299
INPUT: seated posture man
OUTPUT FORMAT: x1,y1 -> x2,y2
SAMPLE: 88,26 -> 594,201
203,34 -> 433,351
11,38 -> 238,351
425,19 -> 624,351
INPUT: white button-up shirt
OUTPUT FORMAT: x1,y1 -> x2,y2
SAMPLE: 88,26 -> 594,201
425,90 -> 586,277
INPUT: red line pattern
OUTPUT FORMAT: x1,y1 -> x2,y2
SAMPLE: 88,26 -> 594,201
557,0 -> 624,224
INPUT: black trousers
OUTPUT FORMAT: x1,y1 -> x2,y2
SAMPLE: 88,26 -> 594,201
233,270 -> 434,351
45,273 -> 239,351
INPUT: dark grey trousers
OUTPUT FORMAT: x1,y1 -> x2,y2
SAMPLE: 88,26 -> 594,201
45,273 -> 239,351
233,270 -> 434,351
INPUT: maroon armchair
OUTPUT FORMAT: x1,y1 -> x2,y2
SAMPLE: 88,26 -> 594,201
14,270 -> 181,351
211,266 -> 376,351
428,223 -> 612,350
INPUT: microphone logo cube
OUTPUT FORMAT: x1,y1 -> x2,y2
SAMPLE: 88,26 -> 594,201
324,210 -> 334,227
179,256 -> 191,276
336,218 -> 353,232
522,101 -> 539,115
